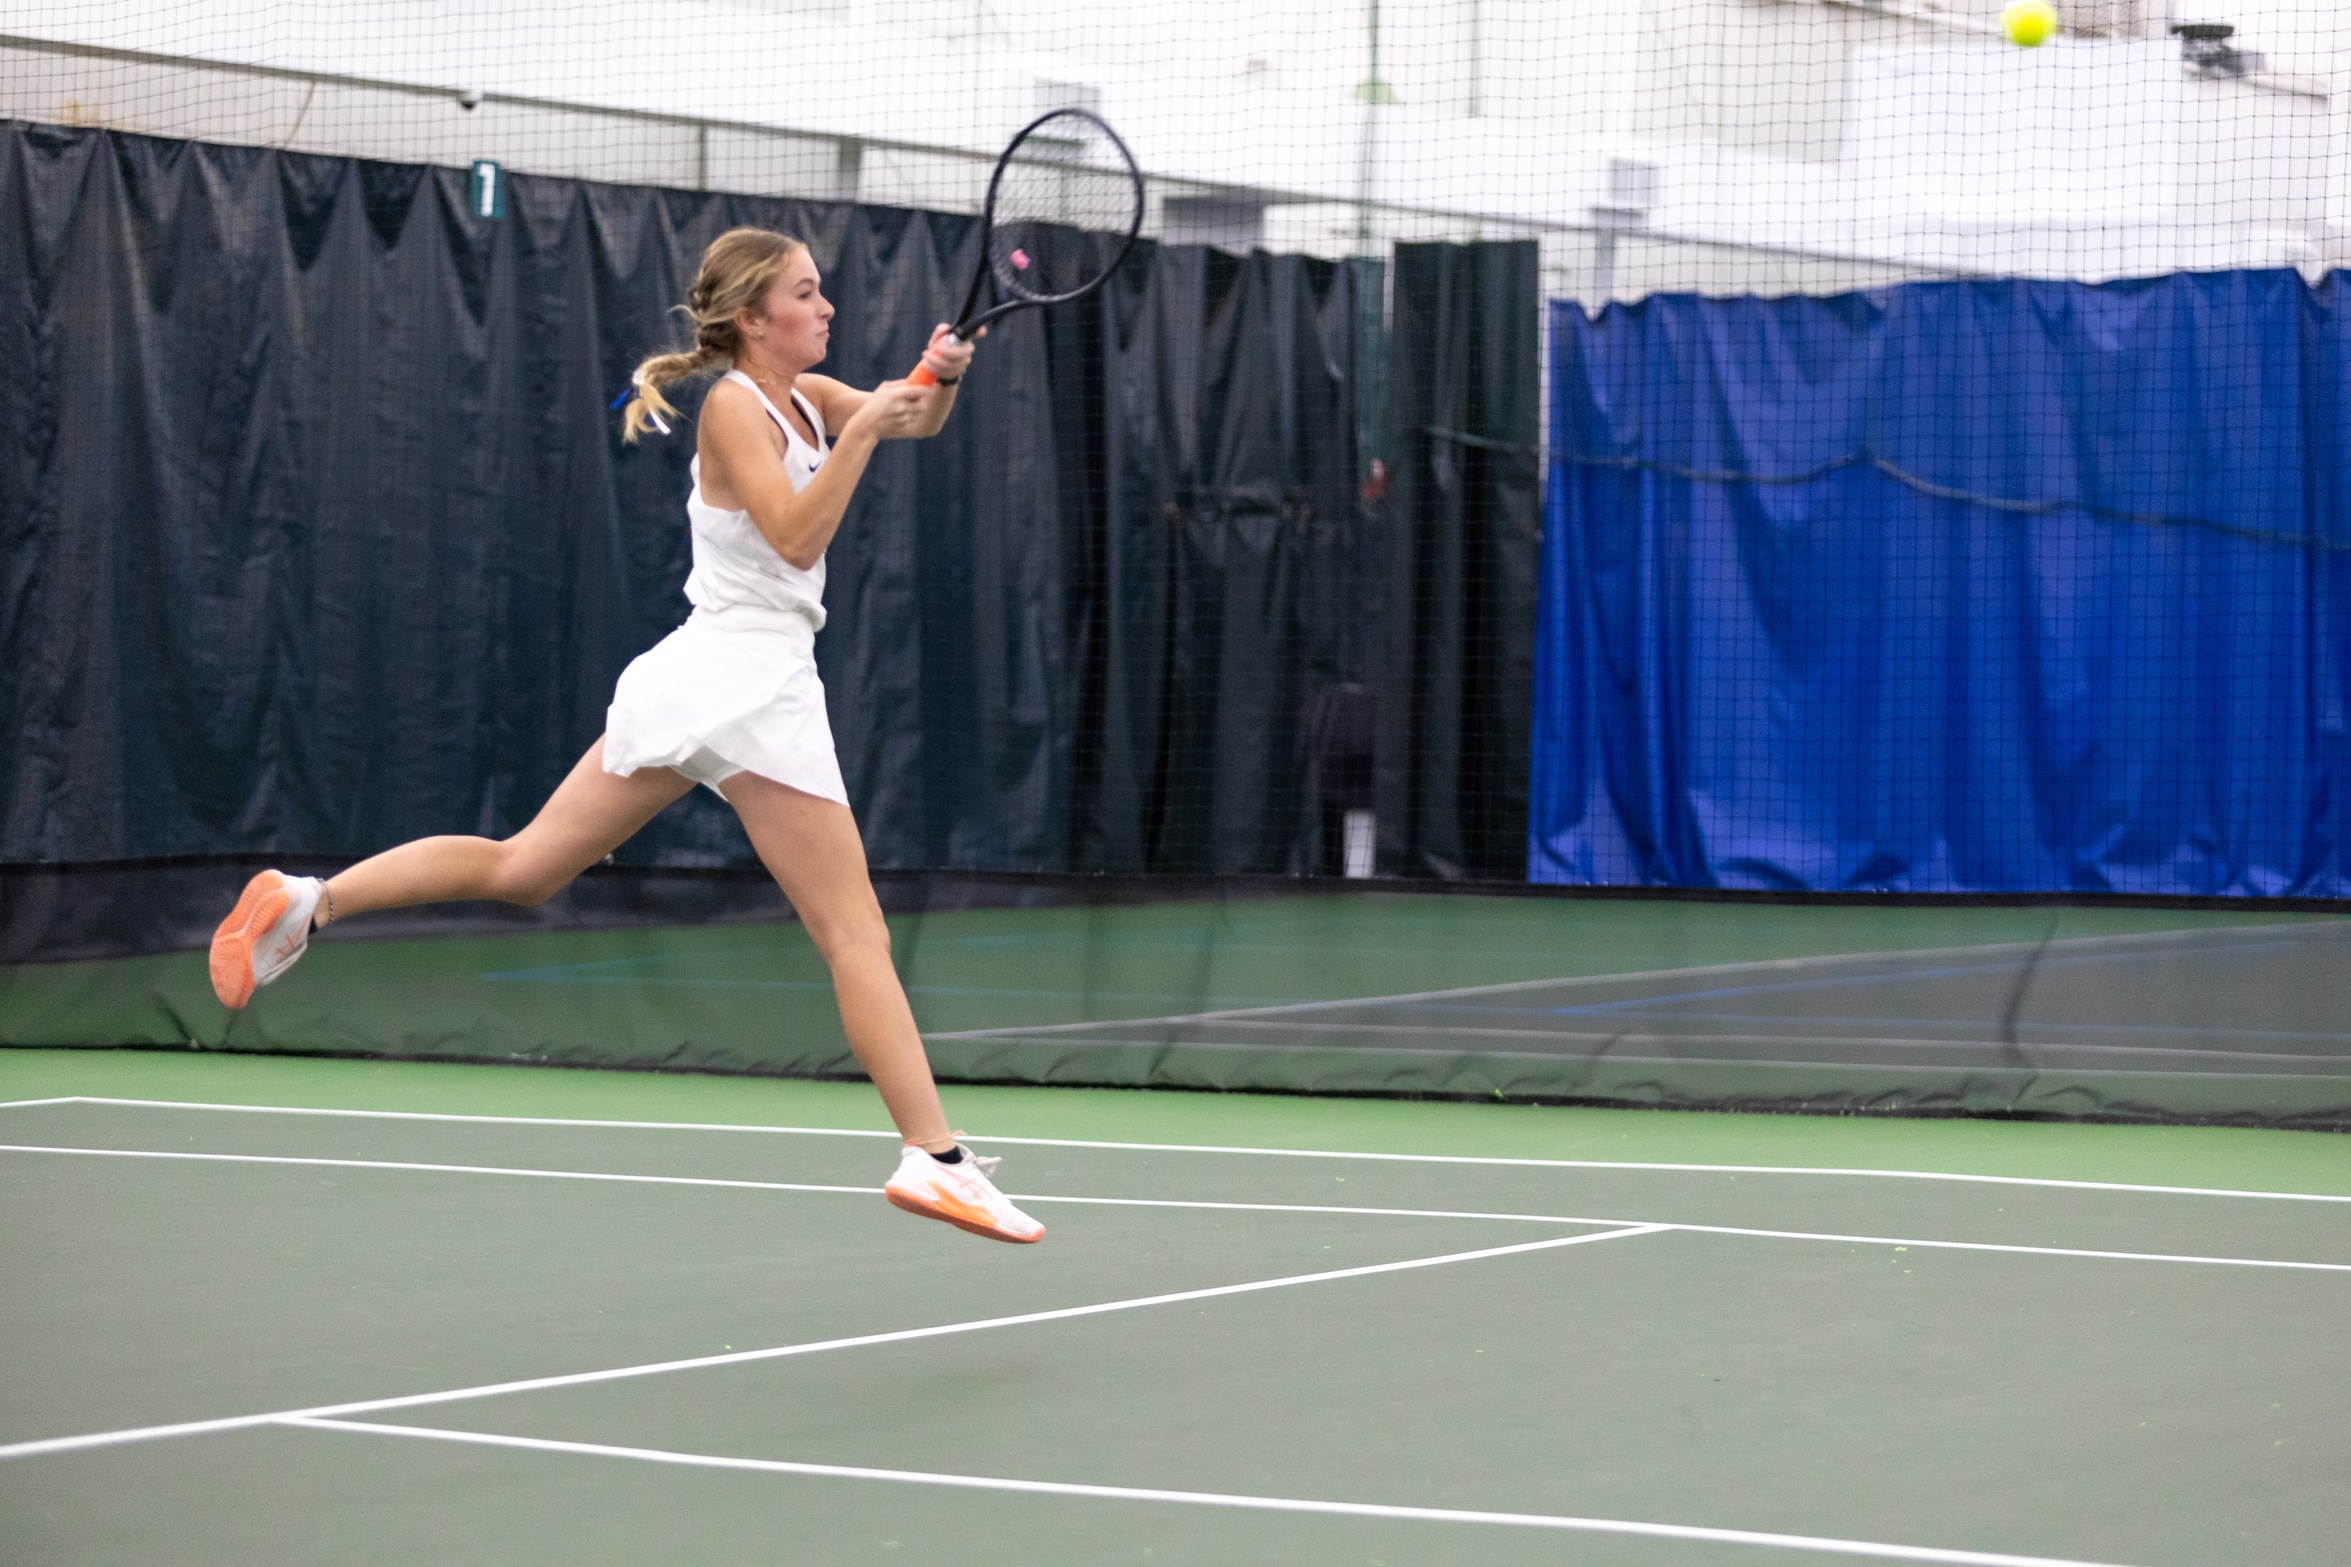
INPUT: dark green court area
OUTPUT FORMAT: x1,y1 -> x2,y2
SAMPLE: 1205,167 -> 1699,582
2,1053 -> 2345,1566
5,893 -> 2347,1123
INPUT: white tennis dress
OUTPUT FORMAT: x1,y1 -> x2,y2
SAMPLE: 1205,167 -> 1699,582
602,369 -> 849,803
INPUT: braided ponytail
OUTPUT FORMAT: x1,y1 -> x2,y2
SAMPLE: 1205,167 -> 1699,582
620,228 -> 806,443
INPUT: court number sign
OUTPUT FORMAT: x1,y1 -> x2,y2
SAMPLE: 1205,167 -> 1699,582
469,160 -> 505,221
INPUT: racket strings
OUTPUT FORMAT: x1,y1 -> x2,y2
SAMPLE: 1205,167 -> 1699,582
986,113 -> 1141,304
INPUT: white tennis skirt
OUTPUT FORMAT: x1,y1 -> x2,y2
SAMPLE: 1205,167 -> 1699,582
602,603 -> 849,804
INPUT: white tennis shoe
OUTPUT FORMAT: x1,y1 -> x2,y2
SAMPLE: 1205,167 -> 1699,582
884,1144 -> 1045,1244
209,870 -> 325,1009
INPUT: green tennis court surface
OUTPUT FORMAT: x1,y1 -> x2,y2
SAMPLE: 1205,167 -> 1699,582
2,1052 -> 2344,1566
5,894 -> 2347,1121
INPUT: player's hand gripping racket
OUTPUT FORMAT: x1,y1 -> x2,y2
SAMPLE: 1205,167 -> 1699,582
904,107 -> 1145,387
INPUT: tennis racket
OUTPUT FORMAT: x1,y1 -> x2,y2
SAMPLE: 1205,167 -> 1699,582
904,108 -> 1145,387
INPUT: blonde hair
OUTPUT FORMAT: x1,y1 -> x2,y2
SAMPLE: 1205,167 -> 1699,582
620,227 -> 806,442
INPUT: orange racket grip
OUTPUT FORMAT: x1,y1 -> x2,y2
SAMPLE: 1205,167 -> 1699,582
904,327 -> 965,387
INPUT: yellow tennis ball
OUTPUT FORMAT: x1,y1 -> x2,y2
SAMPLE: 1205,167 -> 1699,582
2001,0 -> 2059,47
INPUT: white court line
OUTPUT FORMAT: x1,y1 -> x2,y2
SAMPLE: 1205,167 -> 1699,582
950,1017 -> 2348,1064
921,920 -> 2339,1041
1020,1194 -> 2351,1274
924,1033 -> 2351,1080
1647,1224 -> 2351,1273
26,1097 -> 2351,1203
963,1141 -> 2351,1203
283,1417 -> 2139,1567
0,1225 -> 1665,1463
0,1144 -> 879,1199
0,1097 -> 82,1109
7,1145 -> 2346,1274
45,1096 -> 898,1141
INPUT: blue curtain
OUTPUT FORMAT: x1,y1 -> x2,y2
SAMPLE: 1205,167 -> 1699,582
1532,269 -> 2351,896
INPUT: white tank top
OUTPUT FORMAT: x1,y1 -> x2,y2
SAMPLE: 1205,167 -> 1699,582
683,368 -> 829,630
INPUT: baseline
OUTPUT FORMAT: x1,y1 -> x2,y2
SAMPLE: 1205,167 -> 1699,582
25,1097 -> 2348,1204
283,1416 -> 2139,1567
39,1096 -> 899,1142
0,1143 -> 878,1199
7,1145 -> 2346,1273
0,1225 -> 1664,1463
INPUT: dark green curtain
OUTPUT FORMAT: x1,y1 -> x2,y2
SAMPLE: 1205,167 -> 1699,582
1377,240 -> 1543,878
1,123 -> 1397,878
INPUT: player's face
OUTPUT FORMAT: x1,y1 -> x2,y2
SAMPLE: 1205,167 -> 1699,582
752,252 -> 832,367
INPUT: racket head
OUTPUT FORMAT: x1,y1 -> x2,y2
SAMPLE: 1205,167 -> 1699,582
971,108 -> 1144,320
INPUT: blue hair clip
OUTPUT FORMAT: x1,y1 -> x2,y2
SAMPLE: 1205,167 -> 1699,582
612,376 -> 671,434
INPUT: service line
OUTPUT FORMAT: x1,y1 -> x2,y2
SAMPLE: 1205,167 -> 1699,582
0,1224 -> 1664,1463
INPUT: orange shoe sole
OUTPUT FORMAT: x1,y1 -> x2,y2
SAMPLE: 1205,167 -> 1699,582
209,871 -> 290,1010
886,1187 -> 1044,1244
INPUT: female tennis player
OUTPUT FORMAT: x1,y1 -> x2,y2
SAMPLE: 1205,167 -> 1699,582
207,227 -> 1042,1244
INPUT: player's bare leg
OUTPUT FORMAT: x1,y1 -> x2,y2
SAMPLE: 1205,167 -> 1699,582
210,740 -> 690,1008
723,770 -> 1043,1243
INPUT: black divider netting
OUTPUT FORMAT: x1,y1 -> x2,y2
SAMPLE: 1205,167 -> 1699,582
7,855 -> 2346,1128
